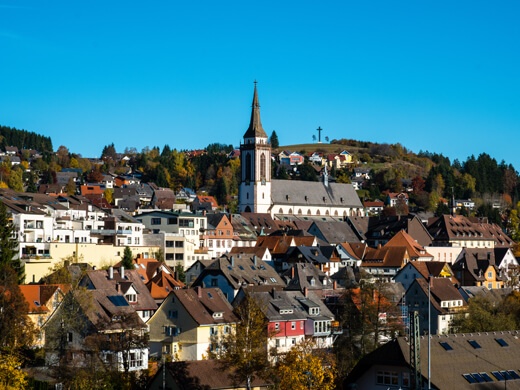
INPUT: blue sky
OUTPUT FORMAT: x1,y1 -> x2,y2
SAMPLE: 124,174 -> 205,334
1,1 -> 519,169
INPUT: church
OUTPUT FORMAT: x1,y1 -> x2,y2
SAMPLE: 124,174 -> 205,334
238,83 -> 364,219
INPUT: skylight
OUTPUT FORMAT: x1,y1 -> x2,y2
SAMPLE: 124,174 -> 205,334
463,374 -> 477,384
108,295 -> 129,306
491,371 -> 505,381
468,340 -> 481,349
439,341 -> 453,351
495,338 -> 509,347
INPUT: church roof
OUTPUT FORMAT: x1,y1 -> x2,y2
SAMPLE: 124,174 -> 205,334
243,82 -> 268,139
271,179 -> 363,208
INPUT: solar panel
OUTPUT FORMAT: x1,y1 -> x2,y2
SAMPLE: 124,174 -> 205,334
480,373 -> 494,382
500,371 -> 514,380
439,341 -> 453,351
491,371 -> 505,381
108,295 -> 129,306
495,338 -> 509,347
468,340 -> 481,349
463,374 -> 477,384
470,373 -> 485,383
508,370 -> 520,379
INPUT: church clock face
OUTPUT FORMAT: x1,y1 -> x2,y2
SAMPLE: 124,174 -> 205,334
261,178 -> 266,185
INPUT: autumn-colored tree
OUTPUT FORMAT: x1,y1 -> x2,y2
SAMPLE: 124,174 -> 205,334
66,177 -> 76,196
211,294 -> 270,390
0,265 -> 35,351
103,188 -> 114,204
0,352 -> 28,389
274,339 -> 336,390
87,168 -> 104,183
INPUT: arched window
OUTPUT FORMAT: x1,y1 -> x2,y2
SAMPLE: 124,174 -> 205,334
307,209 -> 312,215
279,208 -> 283,214
298,209 -> 302,215
245,153 -> 252,181
288,208 -> 293,214
326,210 -> 329,216
260,153 -> 266,179
245,206 -> 251,212
334,210 -> 338,216
316,210 -> 321,215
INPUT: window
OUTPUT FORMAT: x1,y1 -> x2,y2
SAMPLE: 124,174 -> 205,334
468,340 -> 481,349
211,278 -> 218,287
175,253 -> 183,260
175,241 -> 184,248
151,218 -> 161,225
168,310 -> 178,319
168,217 -> 177,225
291,322 -> 296,330
166,241 -> 174,247
129,352 -> 143,368
488,271 -> 492,278
275,323 -> 280,331
126,294 -> 137,303
439,341 -> 453,351
179,219 -> 194,228
495,338 -> 509,347
376,371 -> 398,386
67,332 -> 73,343
166,253 -> 174,260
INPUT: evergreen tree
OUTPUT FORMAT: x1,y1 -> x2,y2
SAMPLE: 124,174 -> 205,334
121,246 -> 134,269
0,202 -> 23,283
269,130 -> 279,148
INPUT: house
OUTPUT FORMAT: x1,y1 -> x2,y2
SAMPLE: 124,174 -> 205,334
147,287 -> 238,361
451,248 -> 506,289
192,195 -> 219,212
427,214 -> 515,249
363,201 -> 384,215
44,288 -> 149,372
345,331 -> 520,390
148,360 -> 272,390
278,151 -> 304,166
282,262 -> 335,293
191,254 -> 285,303
393,261 -> 458,292
385,192 -> 409,207
228,213 -> 258,247
78,265 -> 158,322
384,230 -> 434,262
308,151 -> 324,165
307,221 -> 361,245
348,214 -> 433,248
337,242 -> 372,268
404,277 -> 467,335
244,288 -> 340,354
361,246 -> 411,282
150,185 -> 176,209
19,284 -> 70,347
204,213 -> 235,258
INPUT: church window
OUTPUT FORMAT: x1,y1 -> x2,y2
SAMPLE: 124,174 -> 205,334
326,210 -> 329,215
246,193 -> 249,199
245,153 -> 252,181
307,210 -> 311,215
260,153 -> 266,179
262,193 -> 264,199
316,210 -> 321,215
298,209 -> 302,215
334,210 -> 338,216
288,209 -> 292,214
279,208 -> 283,214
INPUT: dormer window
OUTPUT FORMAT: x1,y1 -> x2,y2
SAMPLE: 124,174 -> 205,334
126,294 -> 137,303
213,312 -> 223,319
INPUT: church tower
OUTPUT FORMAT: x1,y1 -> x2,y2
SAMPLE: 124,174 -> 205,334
238,82 -> 271,213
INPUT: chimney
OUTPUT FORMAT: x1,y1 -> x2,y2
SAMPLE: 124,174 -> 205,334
197,286 -> 202,298
116,282 -> 121,293
291,266 -> 295,279
333,280 -> 337,290
304,287 -> 308,298
230,256 -> 234,267
253,255 -> 257,266
120,266 -> 125,279
109,266 -> 114,280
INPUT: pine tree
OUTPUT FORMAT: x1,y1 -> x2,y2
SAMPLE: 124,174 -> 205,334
269,130 -> 279,148
121,246 -> 134,269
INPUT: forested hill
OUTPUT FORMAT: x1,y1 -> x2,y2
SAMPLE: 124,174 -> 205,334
0,125 -> 53,153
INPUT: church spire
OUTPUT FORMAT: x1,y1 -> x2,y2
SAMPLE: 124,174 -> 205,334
243,81 -> 267,139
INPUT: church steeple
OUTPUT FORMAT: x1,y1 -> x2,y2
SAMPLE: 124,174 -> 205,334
243,81 -> 267,139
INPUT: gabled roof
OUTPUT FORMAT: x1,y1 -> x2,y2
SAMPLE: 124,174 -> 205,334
384,230 -> 434,260
194,254 -> 285,290
362,246 -> 409,268
282,262 -> 332,291
308,220 -> 360,244
346,331 -> 520,390
172,287 -> 238,326
19,284 -> 70,314
452,248 -> 505,283
396,261 -> 458,284
413,277 -> 466,313
80,267 -> 158,311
